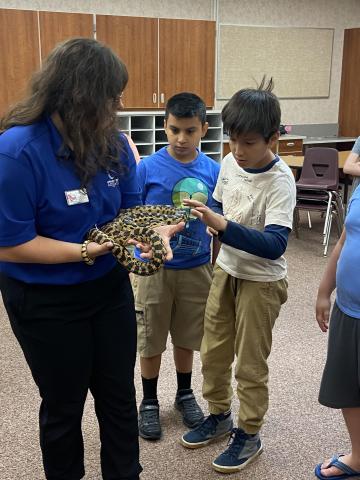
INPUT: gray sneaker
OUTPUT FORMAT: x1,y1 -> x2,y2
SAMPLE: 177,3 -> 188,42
212,428 -> 263,473
138,401 -> 162,440
180,412 -> 233,449
175,390 -> 204,428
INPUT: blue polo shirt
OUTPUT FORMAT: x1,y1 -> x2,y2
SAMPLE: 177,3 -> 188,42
0,116 -> 141,284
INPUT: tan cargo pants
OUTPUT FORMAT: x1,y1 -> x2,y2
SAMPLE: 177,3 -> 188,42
201,264 -> 288,434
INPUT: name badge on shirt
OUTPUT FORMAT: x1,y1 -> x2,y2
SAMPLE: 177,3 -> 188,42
64,189 -> 89,206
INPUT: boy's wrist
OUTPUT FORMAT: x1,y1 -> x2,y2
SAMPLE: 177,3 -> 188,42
317,286 -> 333,301
218,217 -> 228,232
222,217 -> 228,232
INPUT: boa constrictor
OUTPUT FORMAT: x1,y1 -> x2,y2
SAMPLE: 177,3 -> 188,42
88,205 -> 189,276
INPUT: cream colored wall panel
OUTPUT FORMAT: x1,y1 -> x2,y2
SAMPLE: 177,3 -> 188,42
217,0 -> 360,125
218,25 -> 334,99
219,0 -> 360,27
0,0 -> 213,19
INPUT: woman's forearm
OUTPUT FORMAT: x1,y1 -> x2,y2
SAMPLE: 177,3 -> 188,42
0,236 -> 83,264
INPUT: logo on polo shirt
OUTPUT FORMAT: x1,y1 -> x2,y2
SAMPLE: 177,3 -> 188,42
107,172 -> 119,188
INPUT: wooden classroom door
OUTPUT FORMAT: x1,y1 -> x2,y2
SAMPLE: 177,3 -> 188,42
338,28 -> 360,137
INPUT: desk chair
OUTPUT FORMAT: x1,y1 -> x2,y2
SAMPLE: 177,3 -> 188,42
293,147 -> 345,256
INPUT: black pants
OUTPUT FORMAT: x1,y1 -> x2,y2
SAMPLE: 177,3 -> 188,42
0,265 -> 142,480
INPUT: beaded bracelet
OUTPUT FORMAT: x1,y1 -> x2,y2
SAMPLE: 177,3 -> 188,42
81,240 -> 95,266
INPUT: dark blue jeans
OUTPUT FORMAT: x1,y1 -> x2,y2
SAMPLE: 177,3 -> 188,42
0,265 -> 142,480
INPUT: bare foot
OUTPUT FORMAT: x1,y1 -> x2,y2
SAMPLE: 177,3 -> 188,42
320,454 -> 360,477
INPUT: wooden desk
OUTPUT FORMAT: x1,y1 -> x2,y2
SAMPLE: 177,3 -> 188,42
283,150 -> 352,203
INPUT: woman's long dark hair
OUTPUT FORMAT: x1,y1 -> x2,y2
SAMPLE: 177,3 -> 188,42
0,37 -> 128,186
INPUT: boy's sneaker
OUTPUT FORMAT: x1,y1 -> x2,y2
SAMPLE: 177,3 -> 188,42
175,389 -> 204,428
212,428 -> 263,473
180,412 -> 233,448
138,400 -> 161,440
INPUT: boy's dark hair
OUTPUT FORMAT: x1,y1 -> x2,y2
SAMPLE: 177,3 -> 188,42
222,77 -> 281,142
165,92 -> 207,125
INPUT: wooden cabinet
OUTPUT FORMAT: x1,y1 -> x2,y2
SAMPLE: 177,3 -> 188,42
97,16 -> 216,109
0,10 -> 215,115
158,19 -> 215,108
0,9 -> 93,116
277,138 -> 303,156
0,9 -> 40,116
338,28 -> 360,137
96,16 -> 158,109
39,11 -> 93,60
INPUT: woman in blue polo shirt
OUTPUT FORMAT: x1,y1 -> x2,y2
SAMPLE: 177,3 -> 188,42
0,38 -> 182,480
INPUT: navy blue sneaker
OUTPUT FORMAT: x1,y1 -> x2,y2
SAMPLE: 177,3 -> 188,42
180,412 -> 233,449
175,389 -> 204,428
212,428 -> 263,473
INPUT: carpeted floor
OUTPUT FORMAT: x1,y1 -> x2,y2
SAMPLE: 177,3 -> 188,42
0,212 -> 349,480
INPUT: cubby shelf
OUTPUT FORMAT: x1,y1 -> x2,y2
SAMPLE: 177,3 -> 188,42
117,110 -> 223,163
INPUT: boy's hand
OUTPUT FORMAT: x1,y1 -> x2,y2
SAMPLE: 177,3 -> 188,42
315,293 -> 331,332
206,226 -> 218,236
183,199 -> 227,232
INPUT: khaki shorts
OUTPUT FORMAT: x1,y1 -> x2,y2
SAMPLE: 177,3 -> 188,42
135,263 -> 213,357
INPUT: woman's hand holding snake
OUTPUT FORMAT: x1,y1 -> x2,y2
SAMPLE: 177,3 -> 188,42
85,241 -> 114,261
128,222 -> 185,261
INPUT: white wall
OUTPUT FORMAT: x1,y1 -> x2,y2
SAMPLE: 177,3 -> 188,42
0,0 -> 214,19
1,0 -> 359,126
217,0 -> 360,125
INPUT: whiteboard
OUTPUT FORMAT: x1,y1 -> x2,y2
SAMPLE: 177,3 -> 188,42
217,25 -> 334,99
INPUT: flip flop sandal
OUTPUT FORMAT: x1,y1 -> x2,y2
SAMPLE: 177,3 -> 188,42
315,454 -> 360,479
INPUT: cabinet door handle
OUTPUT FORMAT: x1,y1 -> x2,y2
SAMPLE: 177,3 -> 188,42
286,142 -> 295,146
152,93 -> 157,104
160,93 -> 165,103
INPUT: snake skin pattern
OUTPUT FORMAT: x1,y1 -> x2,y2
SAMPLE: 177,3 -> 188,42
88,205 -> 189,276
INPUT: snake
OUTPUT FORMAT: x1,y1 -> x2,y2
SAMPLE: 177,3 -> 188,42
88,205 -> 189,276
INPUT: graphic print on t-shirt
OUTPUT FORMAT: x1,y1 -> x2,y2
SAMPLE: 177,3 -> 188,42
170,177 -> 209,257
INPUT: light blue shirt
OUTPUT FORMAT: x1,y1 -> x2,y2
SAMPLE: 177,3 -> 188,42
336,185 -> 360,318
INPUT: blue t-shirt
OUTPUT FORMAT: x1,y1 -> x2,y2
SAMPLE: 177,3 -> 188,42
336,185 -> 360,318
0,116 -> 141,284
137,147 -> 220,269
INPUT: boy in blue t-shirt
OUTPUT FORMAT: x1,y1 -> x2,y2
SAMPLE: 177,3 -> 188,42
135,92 -> 220,440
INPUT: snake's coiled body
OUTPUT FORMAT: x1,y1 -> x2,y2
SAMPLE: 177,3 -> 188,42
88,205 -> 188,276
